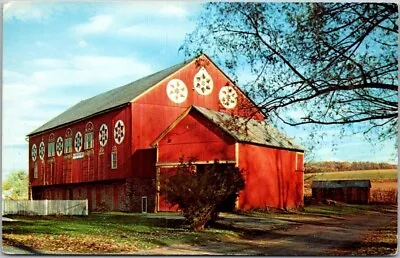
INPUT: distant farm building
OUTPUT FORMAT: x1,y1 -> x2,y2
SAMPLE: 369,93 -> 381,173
311,180 -> 371,204
27,54 -> 305,212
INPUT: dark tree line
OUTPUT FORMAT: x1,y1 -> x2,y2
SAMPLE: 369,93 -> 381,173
304,161 -> 397,174
181,2 -> 397,145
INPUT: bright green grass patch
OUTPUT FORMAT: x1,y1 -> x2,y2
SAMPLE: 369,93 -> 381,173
305,169 -> 397,182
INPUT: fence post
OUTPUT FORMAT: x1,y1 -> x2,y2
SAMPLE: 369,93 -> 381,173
44,199 -> 48,216
85,199 -> 88,215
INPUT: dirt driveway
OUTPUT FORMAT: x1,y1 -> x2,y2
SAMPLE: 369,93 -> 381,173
139,205 -> 397,255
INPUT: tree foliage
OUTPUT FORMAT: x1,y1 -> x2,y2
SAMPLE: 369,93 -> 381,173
2,170 -> 29,200
160,159 -> 245,231
182,2 -> 397,143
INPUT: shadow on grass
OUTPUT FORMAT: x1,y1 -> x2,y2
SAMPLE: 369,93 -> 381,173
3,237 -> 46,255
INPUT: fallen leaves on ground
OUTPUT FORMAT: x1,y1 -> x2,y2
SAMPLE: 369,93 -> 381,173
330,218 -> 397,256
3,233 -> 139,254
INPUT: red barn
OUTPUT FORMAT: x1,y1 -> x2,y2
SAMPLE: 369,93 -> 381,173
27,54 -> 305,212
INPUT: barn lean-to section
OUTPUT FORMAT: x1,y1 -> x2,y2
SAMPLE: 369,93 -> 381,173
27,54 -> 305,212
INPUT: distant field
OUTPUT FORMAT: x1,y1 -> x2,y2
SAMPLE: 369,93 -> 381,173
304,169 -> 397,182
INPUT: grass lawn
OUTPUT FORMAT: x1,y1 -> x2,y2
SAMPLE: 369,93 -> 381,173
304,169 -> 397,182
2,212 -> 238,254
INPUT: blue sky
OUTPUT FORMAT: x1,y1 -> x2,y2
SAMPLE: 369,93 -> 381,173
2,1 -> 397,178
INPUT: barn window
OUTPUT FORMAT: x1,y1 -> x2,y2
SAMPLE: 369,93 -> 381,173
295,152 -> 304,171
64,128 -> 73,154
64,138 -> 73,153
34,162 -> 38,179
85,132 -> 94,150
48,134 -> 55,157
85,122 -> 94,150
111,146 -> 117,169
141,196 -> 148,213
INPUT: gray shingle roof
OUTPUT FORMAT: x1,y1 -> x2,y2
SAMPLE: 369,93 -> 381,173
28,58 -> 195,136
311,180 -> 371,189
192,106 -> 305,151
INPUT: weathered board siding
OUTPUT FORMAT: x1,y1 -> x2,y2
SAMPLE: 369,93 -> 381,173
238,143 -> 304,210
2,199 -> 88,216
312,186 -> 370,204
157,111 -> 236,163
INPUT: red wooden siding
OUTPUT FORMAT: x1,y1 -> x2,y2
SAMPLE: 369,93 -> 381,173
157,111 -> 236,163
131,59 -> 264,151
130,104 -> 186,177
29,106 -> 132,187
133,59 -> 264,121
129,58 -> 261,178
312,187 -> 370,204
158,167 -> 180,212
237,143 -> 304,210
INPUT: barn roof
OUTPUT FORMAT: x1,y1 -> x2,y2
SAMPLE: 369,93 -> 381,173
152,105 -> 305,151
27,57 -> 197,136
311,180 -> 371,189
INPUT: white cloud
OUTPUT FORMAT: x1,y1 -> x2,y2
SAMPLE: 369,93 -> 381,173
68,2 -> 194,40
117,22 -> 194,41
159,5 -> 188,17
4,1 -> 60,21
2,83 -> 42,101
35,40 -> 51,48
27,58 -> 69,69
71,15 -> 114,36
77,39 -> 88,48
21,55 -> 153,87
3,54 -> 154,147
